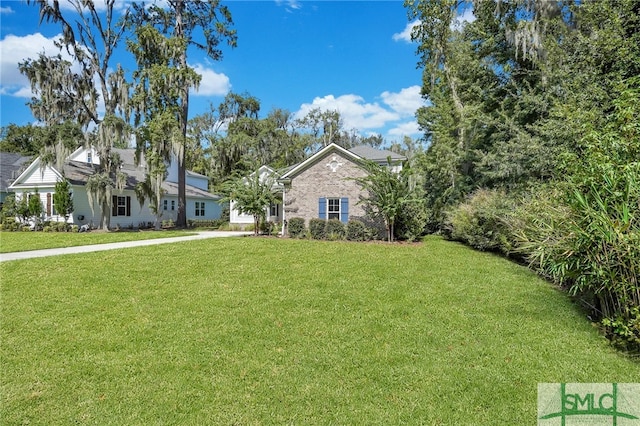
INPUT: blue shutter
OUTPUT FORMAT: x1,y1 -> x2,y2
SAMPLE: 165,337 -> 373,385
340,197 -> 349,223
318,197 -> 326,219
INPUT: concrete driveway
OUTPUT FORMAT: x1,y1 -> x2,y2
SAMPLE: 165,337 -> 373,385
0,231 -> 252,262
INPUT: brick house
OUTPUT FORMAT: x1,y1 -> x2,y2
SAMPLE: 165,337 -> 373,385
228,143 -> 405,235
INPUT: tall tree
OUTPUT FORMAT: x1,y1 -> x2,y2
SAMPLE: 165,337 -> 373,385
22,0 -> 131,229
127,24 -> 196,230
129,0 -> 237,227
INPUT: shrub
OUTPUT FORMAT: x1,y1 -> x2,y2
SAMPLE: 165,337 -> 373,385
287,217 -> 306,238
259,220 -> 278,235
308,218 -> 327,240
1,216 -> 21,231
346,220 -> 368,241
325,219 -> 345,240
187,219 -> 225,229
395,201 -> 428,242
445,189 -> 516,254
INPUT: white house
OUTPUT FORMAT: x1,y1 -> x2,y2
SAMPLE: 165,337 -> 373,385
8,146 -> 222,229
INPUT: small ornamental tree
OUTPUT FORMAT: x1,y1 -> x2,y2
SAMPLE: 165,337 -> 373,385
354,160 -> 420,242
53,179 -> 74,222
28,191 -> 44,229
223,171 -> 279,236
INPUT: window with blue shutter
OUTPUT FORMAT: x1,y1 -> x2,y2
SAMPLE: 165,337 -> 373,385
340,197 -> 349,223
318,197 -> 326,219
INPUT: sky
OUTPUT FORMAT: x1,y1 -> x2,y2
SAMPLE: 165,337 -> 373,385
0,1 -> 432,144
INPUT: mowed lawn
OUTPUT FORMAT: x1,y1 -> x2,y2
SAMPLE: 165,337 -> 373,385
0,230 -> 194,254
1,237 -> 637,424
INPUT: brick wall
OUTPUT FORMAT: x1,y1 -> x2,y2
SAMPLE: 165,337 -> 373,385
284,150 -> 369,225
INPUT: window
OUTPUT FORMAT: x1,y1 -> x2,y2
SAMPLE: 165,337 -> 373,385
111,195 -> 131,217
171,200 -> 175,211
47,193 -> 57,216
195,201 -> 205,217
328,198 -> 340,220
163,200 -> 168,211
269,203 -> 279,217
319,197 -> 349,223
87,151 -> 92,163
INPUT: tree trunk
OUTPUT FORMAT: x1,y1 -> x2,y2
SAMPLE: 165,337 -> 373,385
175,0 -> 188,228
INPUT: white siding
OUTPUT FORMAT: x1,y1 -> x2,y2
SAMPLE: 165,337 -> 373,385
187,174 -> 208,191
68,147 -> 99,164
22,165 -> 59,185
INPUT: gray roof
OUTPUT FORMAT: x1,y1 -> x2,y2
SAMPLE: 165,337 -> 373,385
1,152 -> 31,192
348,145 -> 406,163
63,149 -> 217,199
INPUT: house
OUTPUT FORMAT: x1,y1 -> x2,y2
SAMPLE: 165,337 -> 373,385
229,143 -> 405,234
0,152 -> 31,209
8,146 -> 222,228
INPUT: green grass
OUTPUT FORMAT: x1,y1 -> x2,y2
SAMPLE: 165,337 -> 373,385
0,230 -> 194,253
1,236 -> 637,424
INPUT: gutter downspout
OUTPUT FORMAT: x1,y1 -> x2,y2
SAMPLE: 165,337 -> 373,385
281,186 -> 286,237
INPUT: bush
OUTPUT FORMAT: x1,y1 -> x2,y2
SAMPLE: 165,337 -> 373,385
260,220 -> 280,236
346,220 -> 368,241
445,189 -> 516,254
395,201 -> 428,242
325,219 -> 345,240
309,218 -> 327,240
187,219 -> 226,229
0,217 -> 22,232
287,217 -> 306,238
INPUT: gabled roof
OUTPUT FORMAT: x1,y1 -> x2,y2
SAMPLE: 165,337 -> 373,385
0,152 -> 31,192
279,143 -> 363,180
9,147 -> 218,199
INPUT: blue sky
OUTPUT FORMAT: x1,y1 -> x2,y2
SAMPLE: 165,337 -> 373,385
0,1 -> 429,143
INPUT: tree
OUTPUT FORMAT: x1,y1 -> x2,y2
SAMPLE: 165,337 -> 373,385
354,161 -> 419,242
127,23 -> 196,230
22,0 -> 132,229
222,171 -> 279,236
53,179 -> 74,223
129,0 -> 237,228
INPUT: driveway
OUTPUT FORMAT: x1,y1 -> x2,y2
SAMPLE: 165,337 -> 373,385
0,231 -> 252,262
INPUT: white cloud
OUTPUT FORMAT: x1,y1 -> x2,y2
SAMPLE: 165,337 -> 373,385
0,32 -> 68,97
293,86 -> 427,141
381,85 -> 424,117
275,0 -> 301,12
388,121 -> 421,137
190,63 -> 231,96
392,20 -> 420,43
1,5 -> 14,14
295,94 -> 399,132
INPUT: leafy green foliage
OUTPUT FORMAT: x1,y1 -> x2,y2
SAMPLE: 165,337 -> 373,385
346,219 -> 369,242
355,161 -> 421,242
446,189 -> 516,254
222,171 -> 279,236
308,218 -> 327,240
324,219 -> 346,240
53,180 -> 73,221
287,217 -> 306,238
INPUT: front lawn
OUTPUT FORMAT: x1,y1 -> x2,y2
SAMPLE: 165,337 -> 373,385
1,237 -> 637,424
0,229 -> 194,253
